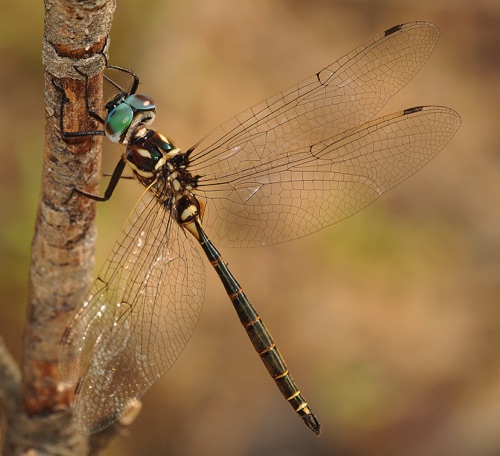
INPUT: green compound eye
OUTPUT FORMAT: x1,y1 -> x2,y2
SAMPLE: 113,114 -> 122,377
125,94 -> 155,111
105,103 -> 134,143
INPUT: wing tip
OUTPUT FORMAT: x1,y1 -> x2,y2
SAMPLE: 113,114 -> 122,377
385,23 -> 404,36
384,21 -> 438,38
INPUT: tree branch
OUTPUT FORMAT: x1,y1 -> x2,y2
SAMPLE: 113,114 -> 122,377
2,1 -> 116,454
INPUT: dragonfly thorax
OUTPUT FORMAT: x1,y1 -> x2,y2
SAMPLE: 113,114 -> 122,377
124,126 -> 201,215
125,127 -> 180,178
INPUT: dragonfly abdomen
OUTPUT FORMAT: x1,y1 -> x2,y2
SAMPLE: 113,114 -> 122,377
246,315 -> 321,435
191,219 -> 321,435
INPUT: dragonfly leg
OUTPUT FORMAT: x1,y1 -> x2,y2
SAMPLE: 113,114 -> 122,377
57,67 -> 107,138
72,157 -> 127,202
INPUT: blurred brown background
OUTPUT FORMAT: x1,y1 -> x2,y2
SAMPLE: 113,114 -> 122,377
1,0 -> 499,455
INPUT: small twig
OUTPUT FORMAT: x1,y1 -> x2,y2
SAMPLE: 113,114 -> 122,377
2,1 -> 116,455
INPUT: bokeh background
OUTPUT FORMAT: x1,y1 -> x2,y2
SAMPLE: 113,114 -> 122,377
1,0 -> 499,455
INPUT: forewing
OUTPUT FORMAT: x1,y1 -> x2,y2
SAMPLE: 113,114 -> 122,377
60,190 -> 204,434
188,22 -> 442,246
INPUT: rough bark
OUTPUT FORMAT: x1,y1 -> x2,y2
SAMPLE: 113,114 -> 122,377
2,1 -> 116,454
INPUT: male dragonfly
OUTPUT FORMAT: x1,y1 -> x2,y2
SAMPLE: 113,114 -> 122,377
60,21 -> 461,435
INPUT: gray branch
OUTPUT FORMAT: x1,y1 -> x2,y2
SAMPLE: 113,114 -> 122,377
2,0 -> 119,454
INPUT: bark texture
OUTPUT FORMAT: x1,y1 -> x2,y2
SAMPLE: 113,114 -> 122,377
2,1 -> 116,454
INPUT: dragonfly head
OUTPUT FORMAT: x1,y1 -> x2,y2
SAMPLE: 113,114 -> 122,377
104,93 -> 157,144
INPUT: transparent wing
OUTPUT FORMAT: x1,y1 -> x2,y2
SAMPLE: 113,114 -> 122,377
60,189 -> 205,434
187,22 -> 459,247
194,106 -> 460,246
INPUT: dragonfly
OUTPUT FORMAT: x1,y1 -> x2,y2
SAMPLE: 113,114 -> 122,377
60,21 -> 461,435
